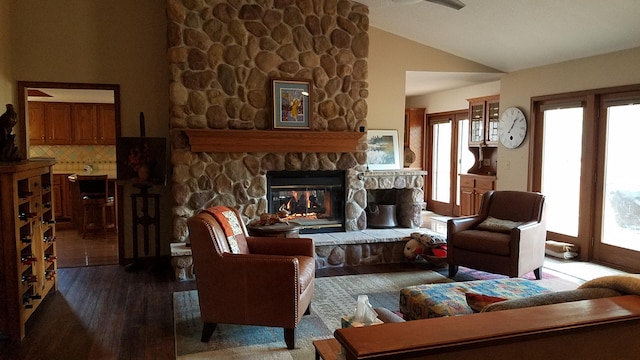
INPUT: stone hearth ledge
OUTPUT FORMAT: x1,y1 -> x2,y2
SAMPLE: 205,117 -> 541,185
306,228 -> 419,246
169,227 -> 443,278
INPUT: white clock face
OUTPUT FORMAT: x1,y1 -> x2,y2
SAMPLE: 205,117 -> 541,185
498,107 -> 527,149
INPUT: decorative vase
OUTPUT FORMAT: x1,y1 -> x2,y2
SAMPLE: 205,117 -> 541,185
137,165 -> 150,182
404,146 -> 416,167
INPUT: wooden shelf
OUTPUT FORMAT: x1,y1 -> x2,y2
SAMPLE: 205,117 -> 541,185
182,129 -> 365,153
0,160 -> 57,341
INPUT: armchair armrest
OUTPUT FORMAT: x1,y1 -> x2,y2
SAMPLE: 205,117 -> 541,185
246,236 -> 315,257
511,220 -> 546,243
447,215 -> 482,234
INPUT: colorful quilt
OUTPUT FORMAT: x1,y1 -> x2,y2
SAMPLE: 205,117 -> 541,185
399,278 -> 550,320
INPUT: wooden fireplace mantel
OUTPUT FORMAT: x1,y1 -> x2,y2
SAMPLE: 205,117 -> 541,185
182,129 -> 365,153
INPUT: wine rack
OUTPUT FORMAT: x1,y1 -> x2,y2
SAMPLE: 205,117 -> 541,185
0,159 -> 57,341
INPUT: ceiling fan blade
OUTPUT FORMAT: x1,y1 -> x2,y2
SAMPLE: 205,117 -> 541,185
425,0 -> 466,10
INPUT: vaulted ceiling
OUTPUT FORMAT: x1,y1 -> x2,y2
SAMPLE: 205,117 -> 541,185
358,0 -> 640,95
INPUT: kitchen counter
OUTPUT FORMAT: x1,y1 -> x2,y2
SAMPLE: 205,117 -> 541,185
67,172 -> 118,181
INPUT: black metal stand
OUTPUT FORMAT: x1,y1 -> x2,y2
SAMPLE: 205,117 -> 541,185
125,183 -> 161,272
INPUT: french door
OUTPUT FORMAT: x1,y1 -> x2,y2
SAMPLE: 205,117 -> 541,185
426,111 -> 470,216
532,87 -> 640,272
592,92 -> 640,270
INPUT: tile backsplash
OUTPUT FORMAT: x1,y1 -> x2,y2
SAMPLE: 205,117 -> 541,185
30,145 -> 117,174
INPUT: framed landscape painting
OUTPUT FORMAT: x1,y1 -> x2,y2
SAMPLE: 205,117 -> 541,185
366,130 -> 401,170
272,79 -> 311,129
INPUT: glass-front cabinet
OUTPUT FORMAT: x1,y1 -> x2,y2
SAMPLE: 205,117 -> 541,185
467,95 -> 500,147
486,99 -> 500,145
469,102 -> 485,145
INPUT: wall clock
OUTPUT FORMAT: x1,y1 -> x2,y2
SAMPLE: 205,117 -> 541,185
498,107 -> 527,149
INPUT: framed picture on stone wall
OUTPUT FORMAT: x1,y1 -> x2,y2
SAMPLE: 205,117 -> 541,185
272,79 -> 311,129
366,130 -> 401,170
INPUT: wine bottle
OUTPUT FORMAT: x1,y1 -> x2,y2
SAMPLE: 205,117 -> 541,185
18,212 -> 37,221
21,274 -> 38,283
43,201 -> 53,209
21,255 -> 37,265
43,235 -> 57,243
44,254 -> 57,262
20,235 -> 33,243
23,293 -> 42,304
42,219 -> 56,225
45,270 -> 56,280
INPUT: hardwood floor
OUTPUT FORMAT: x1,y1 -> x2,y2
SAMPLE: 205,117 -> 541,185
55,228 -> 118,268
0,262 -> 193,360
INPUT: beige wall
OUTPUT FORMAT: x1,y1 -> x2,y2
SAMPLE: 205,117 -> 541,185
406,80 -> 501,114
0,0 -> 16,137
367,27 -> 501,160
498,46 -> 640,190
10,0 -> 169,258
11,0 -> 168,138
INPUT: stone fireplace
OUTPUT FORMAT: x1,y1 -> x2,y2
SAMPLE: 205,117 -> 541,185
167,0 -> 371,243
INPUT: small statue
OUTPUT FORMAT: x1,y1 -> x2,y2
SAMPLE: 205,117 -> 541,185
0,104 -> 22,161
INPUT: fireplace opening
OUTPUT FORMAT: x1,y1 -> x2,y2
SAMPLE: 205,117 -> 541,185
267,170 -> 345,233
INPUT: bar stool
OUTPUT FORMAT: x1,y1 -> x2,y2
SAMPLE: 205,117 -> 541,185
76,174 -> 116,238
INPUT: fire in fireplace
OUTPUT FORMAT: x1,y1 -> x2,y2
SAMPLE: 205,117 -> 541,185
266,170 -> 345,233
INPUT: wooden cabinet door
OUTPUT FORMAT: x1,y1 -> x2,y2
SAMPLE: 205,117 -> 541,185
72,104 -> 98,145
52,175 -> 64,219
485,99 -> 500,145
97,104 -> 116,144
52,174 -> 71,220
45,103 -> 72,144
468,100 -> 485,146
28,102 -> 46,145
459,186 -> 474,216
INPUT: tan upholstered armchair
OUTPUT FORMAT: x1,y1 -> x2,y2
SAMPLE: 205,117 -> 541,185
447,190 -> 546,279
186,206 -> 315,349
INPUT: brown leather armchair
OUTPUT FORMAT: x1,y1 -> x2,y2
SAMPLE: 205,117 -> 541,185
447,190 -> 546,279
186,206 -> 315,349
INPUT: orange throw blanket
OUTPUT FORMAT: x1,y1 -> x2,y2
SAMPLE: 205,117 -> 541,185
204,206 -> 244,253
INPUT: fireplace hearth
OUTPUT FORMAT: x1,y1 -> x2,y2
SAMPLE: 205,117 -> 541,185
267,170 -> 346,233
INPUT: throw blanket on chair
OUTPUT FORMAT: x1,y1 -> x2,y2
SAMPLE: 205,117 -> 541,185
204,207 -> 244,254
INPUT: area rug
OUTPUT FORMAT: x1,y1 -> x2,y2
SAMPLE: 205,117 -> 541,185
174,271 -> 451,359
174,269 -> 579,359
442,266 -> 581,292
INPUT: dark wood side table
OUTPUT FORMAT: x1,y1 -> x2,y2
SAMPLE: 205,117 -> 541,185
246,222 -> 301,238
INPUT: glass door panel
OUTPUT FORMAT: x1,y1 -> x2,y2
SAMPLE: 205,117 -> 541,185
601,104 -> 640,251
427,111 -> 468,216
432,121 -> 452,203
457,119 -> 474,206
541,107 -> 583,237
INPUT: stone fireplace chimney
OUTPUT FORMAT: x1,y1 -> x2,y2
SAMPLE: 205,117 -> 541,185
167,0 -> 370,243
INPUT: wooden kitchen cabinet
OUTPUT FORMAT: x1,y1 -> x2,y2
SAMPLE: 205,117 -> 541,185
52,174 -> 72,222
459,174 -> 496,216
28,102 -> 72,145
467,95 -> 499,147
71,103 -> 116,145
97,104 -> 116,144
29,102 -> 115,145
